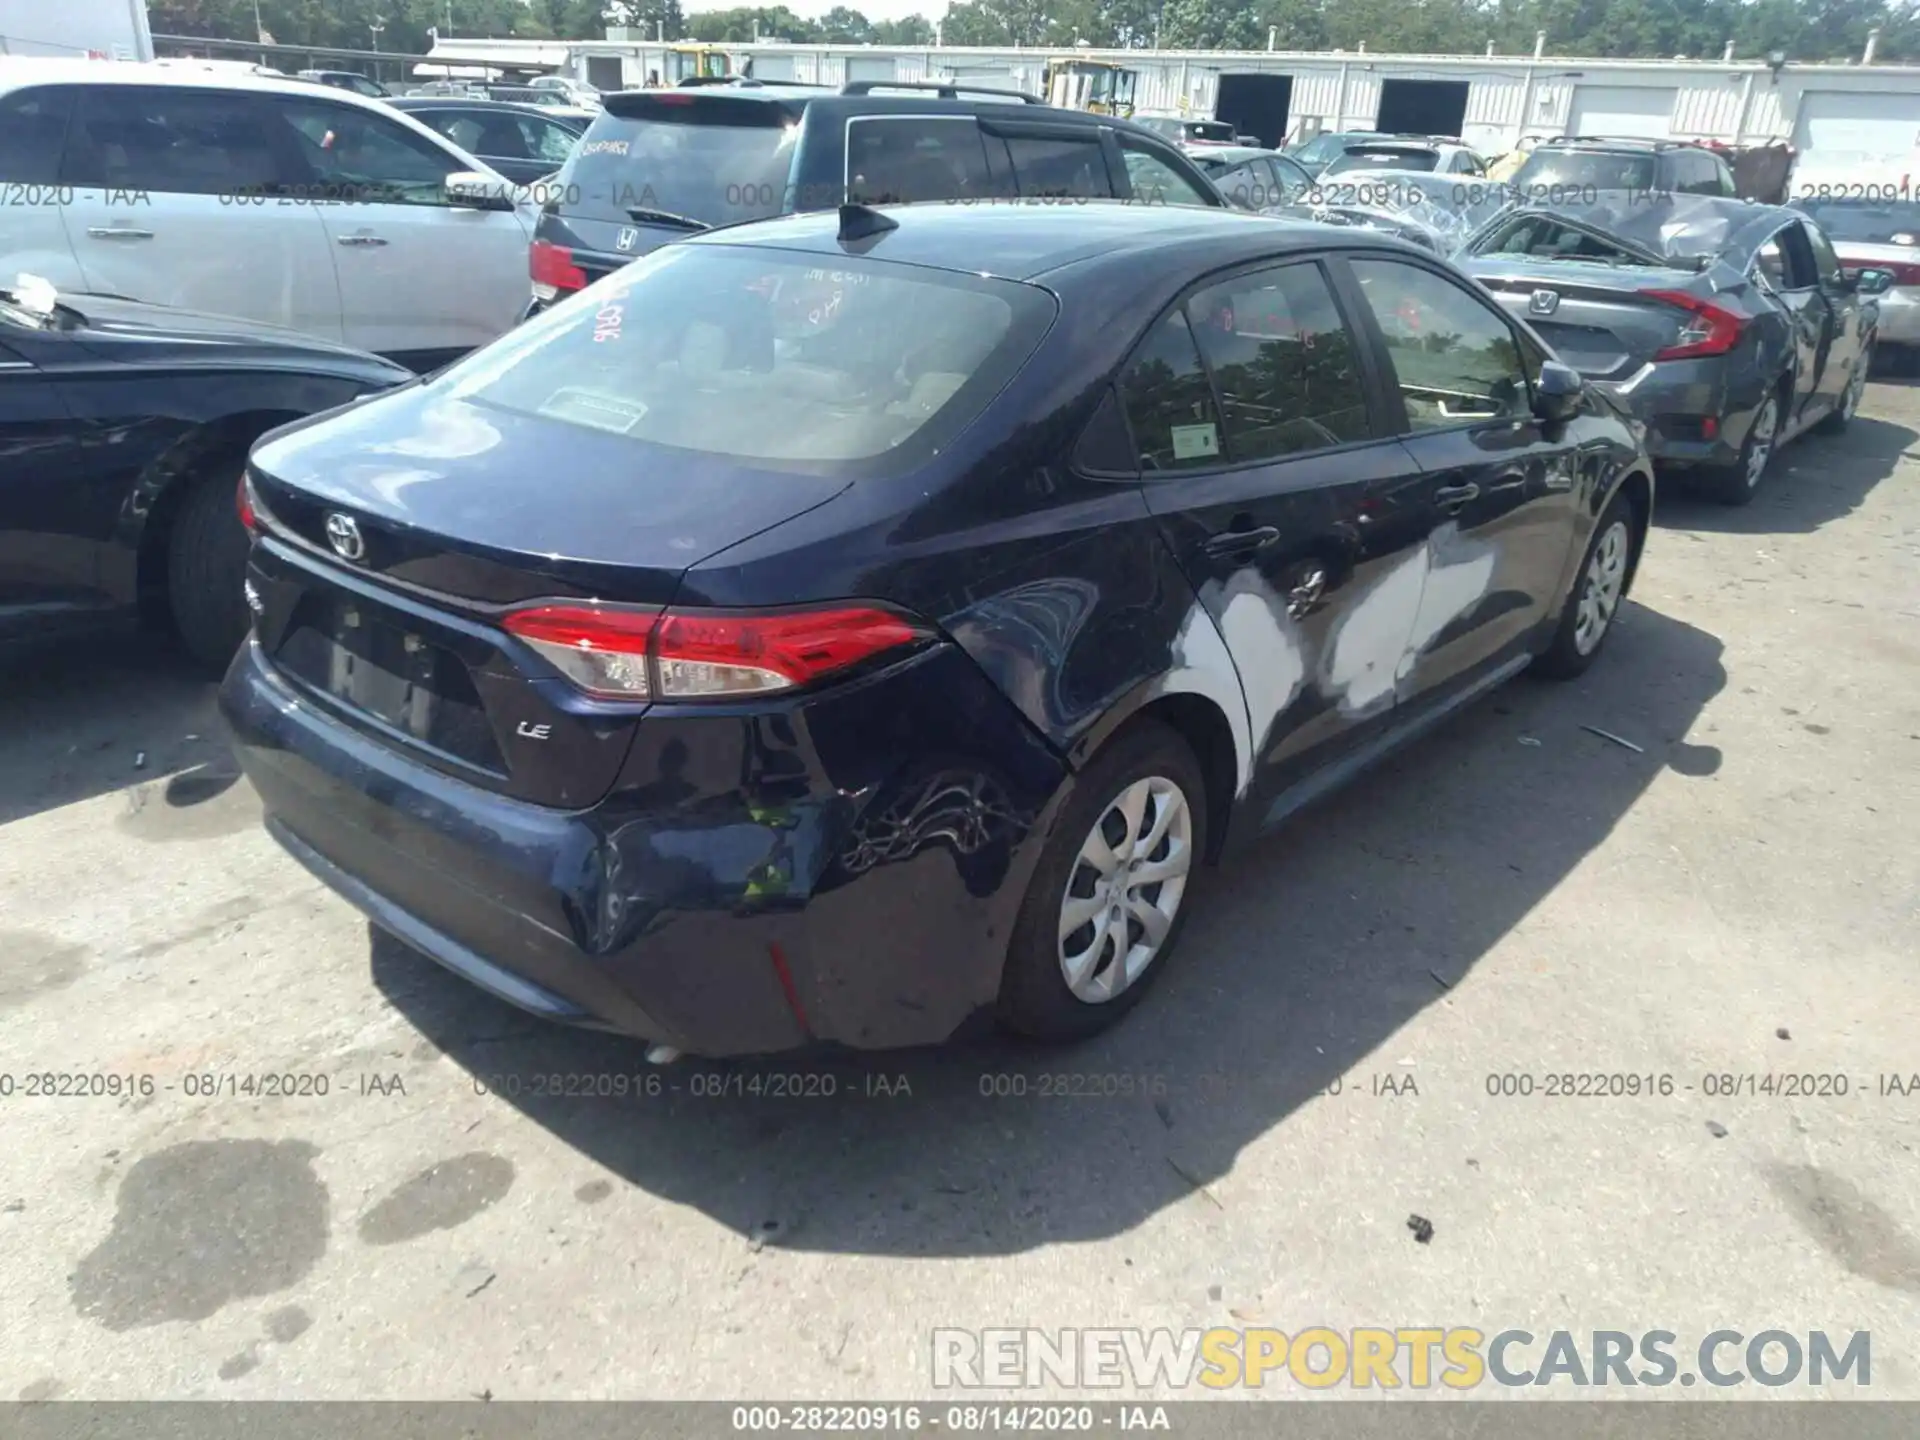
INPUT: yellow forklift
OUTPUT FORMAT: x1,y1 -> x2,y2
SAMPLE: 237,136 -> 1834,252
1043,58 -> 1137,117
662,43 -> 733,84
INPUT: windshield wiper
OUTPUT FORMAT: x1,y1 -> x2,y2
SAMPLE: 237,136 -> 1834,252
625,206 -> 710,232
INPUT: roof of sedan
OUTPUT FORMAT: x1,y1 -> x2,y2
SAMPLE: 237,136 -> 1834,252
0,57 -> 396,111
1184,145 -> 1282,164
694,200 -> 1392,281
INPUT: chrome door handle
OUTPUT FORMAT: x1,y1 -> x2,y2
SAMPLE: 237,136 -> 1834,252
336,234 -> 389,247
1434,483 -> 1480,510
86,227 -> 153,240
1201,525 -> 1281,559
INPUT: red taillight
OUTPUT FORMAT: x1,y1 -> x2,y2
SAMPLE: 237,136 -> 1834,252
1644,289 -> 1744,361
502,603 -> 930,702
529,239 -> 587,301
237,474 -> 259,534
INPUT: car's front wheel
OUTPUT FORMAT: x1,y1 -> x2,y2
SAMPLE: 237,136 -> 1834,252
997,719 -> 1207,1042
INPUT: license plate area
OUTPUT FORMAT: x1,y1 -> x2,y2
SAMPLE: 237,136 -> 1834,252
325,601 -> 439,739
271,589 -> 508,777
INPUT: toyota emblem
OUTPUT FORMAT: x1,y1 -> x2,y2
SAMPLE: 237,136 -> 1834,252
324,512 -> 366,562
1529,289 -> 1560,316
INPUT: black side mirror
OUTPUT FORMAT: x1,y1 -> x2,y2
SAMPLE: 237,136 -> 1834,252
1534,359 -> 1584,425
1852,267 -> 1896,297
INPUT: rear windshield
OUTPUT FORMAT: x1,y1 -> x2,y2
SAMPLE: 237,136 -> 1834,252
1187,121 -> 1234,142
1794,198 -> 1920,245
553,95 -> 799,226
1515,150 -> 1658,192
433,245 -> 1056,473
1328,147 -> 1440,173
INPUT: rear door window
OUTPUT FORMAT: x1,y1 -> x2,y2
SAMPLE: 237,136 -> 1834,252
1002,132 -> 1109,198
844,116 -> 992,203
552,95 -> 800,227
1185,261 -> 1377,461
63,85 -> 282,195
0,86 -> 73,185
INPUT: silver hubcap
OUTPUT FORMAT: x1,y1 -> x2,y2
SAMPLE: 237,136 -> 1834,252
1058,776 -> 1193,1003
1745,398 -> 1777,489
1573,519 -> 1629,656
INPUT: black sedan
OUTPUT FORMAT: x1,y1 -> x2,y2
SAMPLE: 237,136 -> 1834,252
1,279 -> 411,670
220,203 -> 1652,1058
389,97 -> 591,187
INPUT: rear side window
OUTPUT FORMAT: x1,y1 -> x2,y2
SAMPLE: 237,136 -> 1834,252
0,86 -> 72,185
845,116 -> 991,204
1116,136 -> 1217,207
63,86 -> 282,195
434,245 -> 1055,473
553,96 -> 799,226
1119,310 -> 1224,471
1185,262 -> 1375,460
517,115 -> 580,166
1003,133 -> 1107,198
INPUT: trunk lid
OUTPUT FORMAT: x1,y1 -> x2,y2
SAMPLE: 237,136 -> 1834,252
246,383 -> 849,810
250,382 -> 848,608
1467,257 -> 1709,380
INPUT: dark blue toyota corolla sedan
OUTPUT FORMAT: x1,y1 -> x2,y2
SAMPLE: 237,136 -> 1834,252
221,201 -> 1653,1058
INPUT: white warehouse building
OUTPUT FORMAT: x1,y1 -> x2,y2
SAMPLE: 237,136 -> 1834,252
428,34 -> 1920,167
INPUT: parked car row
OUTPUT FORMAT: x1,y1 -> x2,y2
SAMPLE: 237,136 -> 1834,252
0,55 -> 1894,1064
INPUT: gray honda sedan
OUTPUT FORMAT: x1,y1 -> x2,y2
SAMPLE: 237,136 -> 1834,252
1458,193 -> 1893,504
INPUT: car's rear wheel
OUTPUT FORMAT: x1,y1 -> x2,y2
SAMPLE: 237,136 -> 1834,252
1815,345 -> 1870,435
1532,490 -> 1637,680
1697,390 -> 1779,506
167,467 -> 252,676
997,719 -> 1207,1042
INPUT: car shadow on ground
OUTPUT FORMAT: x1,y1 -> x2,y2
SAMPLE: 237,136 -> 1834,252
372,599 -> 1727,1258
1654,412 -> 1914,537
0,627 -> 240,829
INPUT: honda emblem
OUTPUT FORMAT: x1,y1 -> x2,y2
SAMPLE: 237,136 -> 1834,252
615,226 -> 639,252
1529,289 -> 1560,316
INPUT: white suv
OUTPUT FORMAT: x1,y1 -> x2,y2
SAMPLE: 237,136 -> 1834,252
0,60 -> 535,369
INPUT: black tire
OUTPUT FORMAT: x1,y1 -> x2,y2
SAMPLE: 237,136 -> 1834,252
996,719 -> 1208,1043
1814,343 -> 1871,435
166,467 -> 251,676
1694,387 -> 1782,506
1532,490 -> 1638,681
